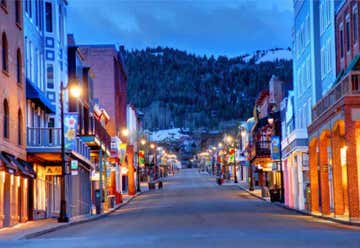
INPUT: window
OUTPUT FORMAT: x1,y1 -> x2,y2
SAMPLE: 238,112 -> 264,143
320,3 -> 323,33
346,16 -> 350,51
47,64 -> 54,88
16,49 -> 22,84
3,99 -> 9,139
340,25 -> 344,58
15,0 -> 21,25
45,2 -> 53,32
18,109 -> 22,145
354,7 -> 358,44
2,33 -> 8,73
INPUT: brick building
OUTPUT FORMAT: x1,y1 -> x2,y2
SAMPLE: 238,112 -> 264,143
78,45 -> 127,138
0,0 -> 36,227
308,0 -> 360,222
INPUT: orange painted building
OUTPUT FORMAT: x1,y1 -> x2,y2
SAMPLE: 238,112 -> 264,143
308,0 -> 360,222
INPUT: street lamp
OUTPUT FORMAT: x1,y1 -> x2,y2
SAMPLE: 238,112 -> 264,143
58,82 -> 81,223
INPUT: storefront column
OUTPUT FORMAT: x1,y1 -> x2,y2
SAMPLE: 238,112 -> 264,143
331,125 -> 345,216
127,145 -> 136,196
309,138 -> 320,213
346,112 -> 360,220
319,132 -> 331,215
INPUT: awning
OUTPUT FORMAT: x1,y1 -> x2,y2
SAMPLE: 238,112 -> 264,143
2,152 -> 36,178
26,79 -> 56,114
0,152 -> 17,173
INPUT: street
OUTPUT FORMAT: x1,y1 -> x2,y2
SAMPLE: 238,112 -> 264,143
2,169 -> 360,248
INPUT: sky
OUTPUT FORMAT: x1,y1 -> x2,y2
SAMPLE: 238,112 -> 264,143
67,0 -> 293,57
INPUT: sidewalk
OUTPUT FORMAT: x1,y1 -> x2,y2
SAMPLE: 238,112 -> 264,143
0,190 -> 146,241
223,180 -> 360,227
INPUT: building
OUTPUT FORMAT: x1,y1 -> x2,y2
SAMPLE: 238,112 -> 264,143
287,0 -> 339,212
280,90 -> 309,210
67,35 -> 112,214
249,76 -> 286,198
78,45 -> 127,138
0,0 -> 36,228
307,0 -> 360,222
79,45 -> 128,200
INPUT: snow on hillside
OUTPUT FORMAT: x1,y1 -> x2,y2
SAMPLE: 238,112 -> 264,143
256,49 -> 292,64
242,48 -> 292,64
150,128 -> 189,142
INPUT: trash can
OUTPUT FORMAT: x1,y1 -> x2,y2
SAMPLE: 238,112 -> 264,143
148,182 -> 156,190
269,189 -> 281,202
108,196 -> 115,209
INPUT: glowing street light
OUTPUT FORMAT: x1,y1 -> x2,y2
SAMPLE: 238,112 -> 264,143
122,128 -> 129,137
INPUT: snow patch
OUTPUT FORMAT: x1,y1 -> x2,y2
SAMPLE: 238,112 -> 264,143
256,49 -> 292,64
150,128 -> 189,142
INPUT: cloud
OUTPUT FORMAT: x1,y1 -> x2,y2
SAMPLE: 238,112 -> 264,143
67,0 -> 293,57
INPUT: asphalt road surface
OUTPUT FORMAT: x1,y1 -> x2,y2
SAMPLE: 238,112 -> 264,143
3,168 -> 360,247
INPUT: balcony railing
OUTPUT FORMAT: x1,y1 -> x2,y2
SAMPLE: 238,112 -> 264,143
312,71 -> 360,121
80,117 -> 111,150
250,140 -> 271,159
27,127 -> 90,160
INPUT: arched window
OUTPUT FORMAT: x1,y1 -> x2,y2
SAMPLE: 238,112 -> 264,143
2,33 -> 8,73
16,49 -> 22,83
18,109 -> 22,145
3,99 -> 9,139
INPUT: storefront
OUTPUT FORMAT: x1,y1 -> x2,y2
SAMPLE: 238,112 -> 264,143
0,152 -> 35,227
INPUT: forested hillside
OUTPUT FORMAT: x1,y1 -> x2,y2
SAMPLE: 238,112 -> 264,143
124,47 -> 292,130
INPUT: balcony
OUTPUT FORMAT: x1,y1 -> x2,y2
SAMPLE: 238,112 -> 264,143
312,71 -> 360,121
27,127 -> 90,160
79,117 -> 111,151
250,141 -> 271,160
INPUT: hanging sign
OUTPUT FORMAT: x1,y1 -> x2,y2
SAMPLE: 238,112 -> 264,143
64,113 -> 78,150
71,160 -> 79,176
119,144 -> 127,163
228,148 -> 235,163
139,150 -> 145,167
271,136 -> 281,161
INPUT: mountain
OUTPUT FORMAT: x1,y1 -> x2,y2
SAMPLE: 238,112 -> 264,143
124,47 -> 292,131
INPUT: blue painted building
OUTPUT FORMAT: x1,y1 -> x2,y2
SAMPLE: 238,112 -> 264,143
282,0 -> 339,211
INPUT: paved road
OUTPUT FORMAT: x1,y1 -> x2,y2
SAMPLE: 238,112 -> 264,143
3,168 -> 360,247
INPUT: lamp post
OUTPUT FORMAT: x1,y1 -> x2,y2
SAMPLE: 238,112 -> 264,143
58,82 -> 81,223
150,143 -> 156,181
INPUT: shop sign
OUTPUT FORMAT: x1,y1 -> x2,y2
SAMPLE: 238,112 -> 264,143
71,160 -> 79,176
271,136 -> 281,161
110,137 -> 121,158
119,144 -> 127,163
64,113 -> 78,150
45,166 -> 62,176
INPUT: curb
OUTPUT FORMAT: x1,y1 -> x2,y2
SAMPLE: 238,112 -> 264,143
236,184 -> 360,227
22,191 -> 146,240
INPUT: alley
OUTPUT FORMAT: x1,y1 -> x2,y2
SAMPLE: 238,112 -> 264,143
0,169 -> 359,247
